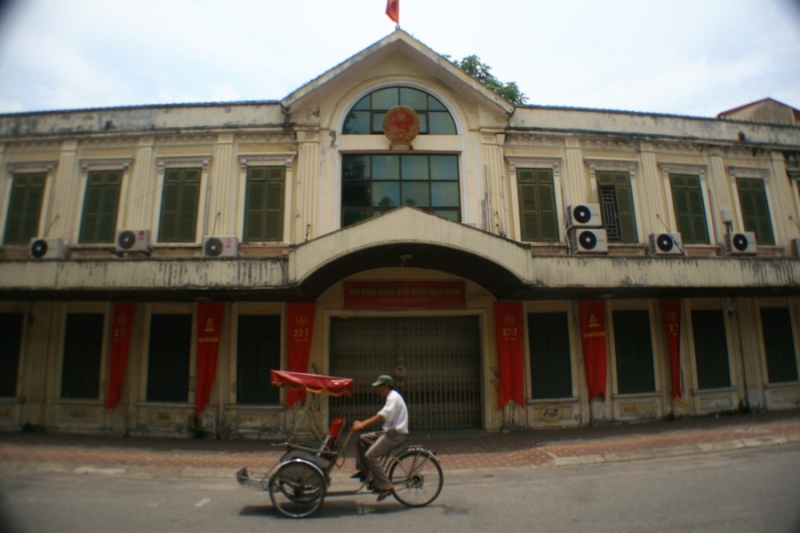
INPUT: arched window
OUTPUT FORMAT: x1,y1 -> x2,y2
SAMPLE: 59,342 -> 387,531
342,87 -> 457,135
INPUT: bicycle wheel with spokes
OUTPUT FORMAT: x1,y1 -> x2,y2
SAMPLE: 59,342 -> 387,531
388,450 -> 443,507
269,460 -> 326,518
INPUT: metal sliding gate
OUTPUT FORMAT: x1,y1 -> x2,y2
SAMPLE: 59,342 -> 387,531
329,316 -> 482,430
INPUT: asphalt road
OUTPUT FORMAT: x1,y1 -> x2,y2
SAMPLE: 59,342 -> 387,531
1,443 -> 799,533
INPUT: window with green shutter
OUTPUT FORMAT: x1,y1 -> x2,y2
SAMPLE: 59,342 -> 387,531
237,315 -> 282,404
613,310 -> 656,394
3,173 -> 45,245
597,171 -> 638,243
736,178 -> 775,245
61,313 -> 104,399
760,308 -> 798,383
79,170 -> 122,244
670,174 -> 709,244
0,313 -> 23,397
691,310 -> 731,389
158,168 -> 200,243
517,169 -> 559,242
528,312 -> 573,399
147,314 -> 191,402
244,167 -> 285,242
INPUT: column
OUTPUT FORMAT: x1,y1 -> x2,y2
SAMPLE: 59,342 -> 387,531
207,134 -> 235,236
295,132 -> 320,242
123,137 -> 156,229
480,130 -> 508,237
49,140 -> 79,238
638,143 -> 662,237
562,138 -> 587,204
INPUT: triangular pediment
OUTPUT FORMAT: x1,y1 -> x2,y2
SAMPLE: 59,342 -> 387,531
281,30 -> 515,117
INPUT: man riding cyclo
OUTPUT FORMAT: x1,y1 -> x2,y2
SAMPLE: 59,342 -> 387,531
350,374 -> 409,501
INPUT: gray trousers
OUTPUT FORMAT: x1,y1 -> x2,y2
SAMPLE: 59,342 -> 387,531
356,430 -> 406,490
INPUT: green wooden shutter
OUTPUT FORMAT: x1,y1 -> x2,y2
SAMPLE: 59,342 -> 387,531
0,313 -> 23,397
760,308 -> 798,383
244,167 -> 284,242
158,169 -> 200,243
529,312 -> 572,399
670,175 -> 709,244
79,171 -> 121,244
737,178 -> 775,245
613,310 -> 655,394
518,168 -> 558,242
691,310 -> 731,389
3,173 -> 45,245
61,313 -> 104,399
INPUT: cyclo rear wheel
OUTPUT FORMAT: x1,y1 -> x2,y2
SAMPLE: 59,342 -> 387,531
269,460 -> 326,518
388,449 -> 443,507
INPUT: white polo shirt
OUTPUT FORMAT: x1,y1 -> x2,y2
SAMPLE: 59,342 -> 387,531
378,389 -> 409,434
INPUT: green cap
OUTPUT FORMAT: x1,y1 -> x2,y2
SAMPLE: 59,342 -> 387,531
372,375 -> 393,387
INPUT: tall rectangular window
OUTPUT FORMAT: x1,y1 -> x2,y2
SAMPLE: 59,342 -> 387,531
691,310 -> 731,389
341,154 -> 460,227
736,178 -> 775,245
243,167 -> 285,242
3,173 -> 45,245
760,308 -> 798,383
517,169 -> 559,242
147,314 -> 191,402
0,313 -> 23,397
597,171 -> 637,243
158,168 -> 200,243
670,174 -> 709,244
61,313 -> 104,399
613,310 -> 655,394
237,315 -> 281,404
528,312 -> 572,399
79,170 -> 122,244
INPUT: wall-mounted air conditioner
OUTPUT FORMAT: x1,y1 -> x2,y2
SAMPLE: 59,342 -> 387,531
649,233 -> 684,256
116,229 -> 151,253
569,228 -> 608,254
567,204 -> 602,228
725,232 -> 757,255
29,237 -> 67,259
202,236 -> 238,258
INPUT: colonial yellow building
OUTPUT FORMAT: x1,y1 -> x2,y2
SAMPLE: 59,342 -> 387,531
1,31 -> 799,437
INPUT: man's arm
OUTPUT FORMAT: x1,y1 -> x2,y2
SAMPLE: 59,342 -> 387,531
352,413 -> 384,431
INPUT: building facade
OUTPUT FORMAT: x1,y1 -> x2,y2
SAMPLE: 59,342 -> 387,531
1,31 -> 799,437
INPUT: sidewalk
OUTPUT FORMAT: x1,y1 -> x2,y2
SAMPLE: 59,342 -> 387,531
1,410 -> 798,479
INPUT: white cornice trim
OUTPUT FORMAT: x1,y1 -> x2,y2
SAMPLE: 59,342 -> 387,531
727,166 -> 770,180
238,152 -> 297,172
79,157 -> 134,172
585,158 -> 639,180
505,155 -> 562,177
657,162 -> 707,178
155,155 -> 211,171
6,160 -> 59,175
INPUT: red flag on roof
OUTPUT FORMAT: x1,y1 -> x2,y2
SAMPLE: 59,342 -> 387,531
386,0 -> 399,24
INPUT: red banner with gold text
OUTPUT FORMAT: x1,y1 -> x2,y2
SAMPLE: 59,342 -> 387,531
660,299 -> 682,399
494,302 -> 525,409
106,302 -> 136,410
195,303 -> 225,416
579,300 -> 608,401
286,303 -> 316,408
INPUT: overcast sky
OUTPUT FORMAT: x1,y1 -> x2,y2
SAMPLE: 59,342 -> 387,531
0,0 -> 798,118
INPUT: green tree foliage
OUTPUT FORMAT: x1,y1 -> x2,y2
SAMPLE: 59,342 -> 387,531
451,55 -> 528,106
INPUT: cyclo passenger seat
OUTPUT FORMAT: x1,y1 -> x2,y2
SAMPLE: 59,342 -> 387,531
317,417 -> 343,459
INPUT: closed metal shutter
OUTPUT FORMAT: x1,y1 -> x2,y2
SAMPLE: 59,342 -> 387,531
330,316 -> 481,430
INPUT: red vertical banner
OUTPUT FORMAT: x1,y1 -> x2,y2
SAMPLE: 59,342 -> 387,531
660,299 -> 682,399
286,302 -> 316,408
579,300 -> 608,401
386,0 -> 399,24
106,302 -> 136,410
494,302 -> 525,409
195,303 -> 225,416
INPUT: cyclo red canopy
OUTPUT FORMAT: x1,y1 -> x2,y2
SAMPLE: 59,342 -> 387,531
270,370 -> 354,397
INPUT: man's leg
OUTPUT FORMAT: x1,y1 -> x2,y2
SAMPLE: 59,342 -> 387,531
355,431 -> 379,475
364,431 -> 405,490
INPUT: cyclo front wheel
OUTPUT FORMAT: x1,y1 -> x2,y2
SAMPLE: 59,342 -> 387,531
268,460 -> 326,518
388,449 -> 443,507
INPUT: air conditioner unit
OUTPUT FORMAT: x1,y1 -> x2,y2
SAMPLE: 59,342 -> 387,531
649,233 -> 684,256
567,204 -> 602,228
29,237 -> 67,259
203,236 -> 238,258
725,232 -> 757,255
116,229 -> 151,253
569,228 -> 608,254
793,238 -> 800,258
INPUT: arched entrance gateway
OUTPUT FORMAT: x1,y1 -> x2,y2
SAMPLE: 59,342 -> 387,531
288,207 -> 531,431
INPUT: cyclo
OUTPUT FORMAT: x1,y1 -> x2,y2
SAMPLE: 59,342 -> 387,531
236,371 -> 444,518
